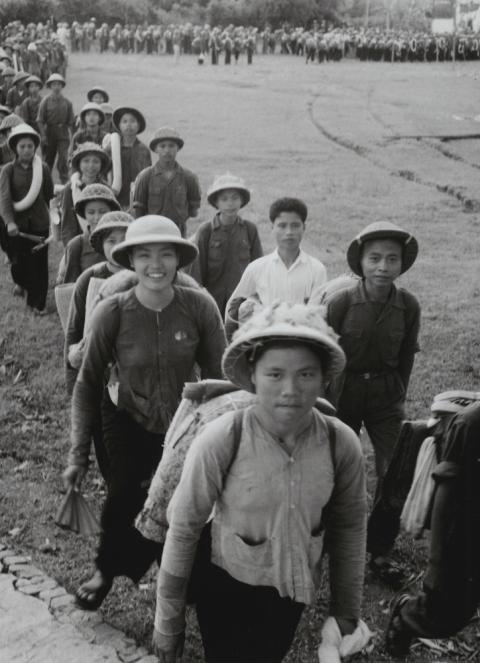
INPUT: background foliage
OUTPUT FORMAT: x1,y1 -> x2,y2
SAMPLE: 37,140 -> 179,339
0,0 -> 431,30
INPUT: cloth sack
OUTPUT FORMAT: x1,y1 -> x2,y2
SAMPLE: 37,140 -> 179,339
318,616 -> 373,662
135,380 -> 256,544
400,435 -> 438,538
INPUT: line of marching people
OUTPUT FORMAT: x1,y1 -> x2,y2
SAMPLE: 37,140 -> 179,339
2,77 -> 480,663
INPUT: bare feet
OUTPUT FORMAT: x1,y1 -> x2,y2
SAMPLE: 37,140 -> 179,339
75,570 -> 112,611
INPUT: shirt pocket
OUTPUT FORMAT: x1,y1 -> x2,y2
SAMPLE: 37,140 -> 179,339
173,183 -> 187,208
207,238 -> 225,264
223,531 -> 273,570
340,327 -> 364,356
238,239 -> 251,263
387,329 -> 405,358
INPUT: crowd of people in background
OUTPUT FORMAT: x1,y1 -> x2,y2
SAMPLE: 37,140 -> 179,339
0,18 -> 479,70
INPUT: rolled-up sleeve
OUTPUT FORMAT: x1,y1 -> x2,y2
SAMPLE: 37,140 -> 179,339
324,422 -> 367,620
132,168 -> 149,218
155,415 -> 237,636
68,298 -> 119,466
195,292 -> 227,379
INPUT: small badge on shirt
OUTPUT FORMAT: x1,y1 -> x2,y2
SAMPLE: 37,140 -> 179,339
175,330 -> 188,342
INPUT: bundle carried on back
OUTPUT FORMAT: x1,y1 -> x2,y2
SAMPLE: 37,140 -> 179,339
136,380 -> 256,543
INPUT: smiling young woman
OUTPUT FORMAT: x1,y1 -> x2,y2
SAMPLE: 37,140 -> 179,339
63,214 -> 226,611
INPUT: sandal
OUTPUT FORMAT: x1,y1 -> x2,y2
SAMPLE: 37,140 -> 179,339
75,573 -> 113,611
385,593 -> 413,658
369,556 -> 408,589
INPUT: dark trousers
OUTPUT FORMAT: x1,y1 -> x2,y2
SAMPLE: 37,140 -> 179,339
9,235 -> 49,309
337,372 -> 405,481
0,217 -> 11,258
196,562 -> 305,663
401,404 -> 480,637
96,408 -> 163,581
90,390 -> 117,480
44,135 -> 69,183
367,420 -> 430,557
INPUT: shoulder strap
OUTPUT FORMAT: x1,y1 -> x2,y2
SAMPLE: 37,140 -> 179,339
324,415 -> 337,474
224,408 -> 244,481
319,415 -> 338,531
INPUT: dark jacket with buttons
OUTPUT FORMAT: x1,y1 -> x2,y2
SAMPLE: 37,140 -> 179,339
189,213 -> 263,315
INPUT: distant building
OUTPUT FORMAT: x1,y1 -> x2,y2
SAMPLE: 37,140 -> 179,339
457,0 -> 480,30
431,0 -> 455,33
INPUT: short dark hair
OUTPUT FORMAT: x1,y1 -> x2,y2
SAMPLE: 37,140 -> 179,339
269,197 -> 308,223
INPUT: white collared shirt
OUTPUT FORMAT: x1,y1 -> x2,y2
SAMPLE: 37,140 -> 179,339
226,248 -> 327,308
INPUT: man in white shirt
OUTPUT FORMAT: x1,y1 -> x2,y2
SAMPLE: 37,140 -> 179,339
225,197 -> 327,337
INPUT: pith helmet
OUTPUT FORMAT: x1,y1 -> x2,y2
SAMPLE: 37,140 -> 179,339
347,222 -> 418,276
7,122 -> 40,150
46,73 -> 66,87
149,126 -> 184,151
207,173 -> 250,208
112,215 -> 198,270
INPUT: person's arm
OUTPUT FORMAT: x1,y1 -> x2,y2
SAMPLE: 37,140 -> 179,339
131,168 -> 149,218
66,298 -> 119,471
195,292 -> 227,379
190,223 -> 209,286
61,237 -> 82,284
324,422 -> 367,622
64,267 -> 94,394
66,99 -> 76,134
225,260 -> 258,305
60,184 -> 79,246
42,162 -> 54,203
0,163 -> 16,231
186,172 -> 201,218
36,97 -> 47,146
306,260 -> 328,304
249,225 -> 263,260
153,414 -> 239,656
397,294 -> 421,390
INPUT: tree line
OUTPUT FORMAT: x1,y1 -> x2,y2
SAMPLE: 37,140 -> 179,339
0,0 -> 431,32
0,0 -> 345,29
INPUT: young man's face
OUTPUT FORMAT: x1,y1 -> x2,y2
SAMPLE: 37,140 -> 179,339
16,137 -> 36,162
118,113 -> 139,136
49,81 -> 63,94
251,345 -> 324,428
91,92 -> 106,104
271,211 -> 305,253
79,154 -> 102,180
154,139 -> 179,163
83,200 -> 111,229
102,228 -> 126,264
84,110 -> 101,127
360,239 -> 403,288
27,83 -> 41,96
216,189 -> 243,216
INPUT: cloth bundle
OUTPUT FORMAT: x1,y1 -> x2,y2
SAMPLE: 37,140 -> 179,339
400,435 -> 438,538
136,380 -> 256,543
318,617 -> 373,662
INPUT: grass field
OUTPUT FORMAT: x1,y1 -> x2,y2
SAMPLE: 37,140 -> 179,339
1,52 -> 480,661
